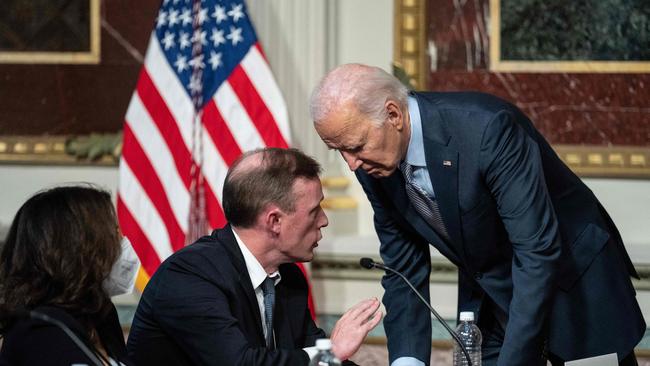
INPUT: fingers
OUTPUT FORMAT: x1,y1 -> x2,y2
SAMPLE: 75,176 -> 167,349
363,307 -> 383,331
342,297 -> 380,321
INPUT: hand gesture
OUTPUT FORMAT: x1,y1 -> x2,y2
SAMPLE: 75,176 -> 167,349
330,297 -> 383,361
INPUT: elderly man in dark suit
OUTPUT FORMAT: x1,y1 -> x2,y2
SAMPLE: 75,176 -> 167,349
310,63 -> 645,366
127,147 -> 382,365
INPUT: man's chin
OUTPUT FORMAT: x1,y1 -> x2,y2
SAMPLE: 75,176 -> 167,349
369,169 -> 393,178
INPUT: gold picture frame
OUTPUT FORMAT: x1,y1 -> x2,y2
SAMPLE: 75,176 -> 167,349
488,0 -> 650,73
0,0 -> 101,64
393,0 -> 650,178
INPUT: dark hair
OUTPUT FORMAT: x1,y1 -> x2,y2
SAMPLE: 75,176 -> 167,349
223,148 -> 322,228
0,185 -> 121,331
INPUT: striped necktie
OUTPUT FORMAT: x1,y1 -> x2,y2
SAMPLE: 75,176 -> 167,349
400,161 -> 449,240
261,276 -> 277,349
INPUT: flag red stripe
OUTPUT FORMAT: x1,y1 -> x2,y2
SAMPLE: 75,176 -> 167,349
117,196 -> 162,276
122,125 -> 186,251
204,181 -> 227,230
294,263 -> 316,319
228,65 -> 289,148
201,100 -> 242,166
136,68 -> 193,188
254,43 -> 268,62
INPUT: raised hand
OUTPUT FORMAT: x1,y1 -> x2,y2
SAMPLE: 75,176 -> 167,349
330,297 -> 383,361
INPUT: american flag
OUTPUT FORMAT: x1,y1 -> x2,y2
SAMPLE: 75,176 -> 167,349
117,0 -> 314,313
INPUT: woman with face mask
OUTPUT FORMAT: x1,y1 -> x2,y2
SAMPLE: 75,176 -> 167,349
0,185 -> 136,366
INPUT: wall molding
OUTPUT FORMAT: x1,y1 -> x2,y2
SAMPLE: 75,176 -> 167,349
312,253 -> 650,290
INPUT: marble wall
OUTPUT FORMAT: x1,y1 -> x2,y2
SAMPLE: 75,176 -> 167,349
0,0 -> 158,135
424,0 -> 650,146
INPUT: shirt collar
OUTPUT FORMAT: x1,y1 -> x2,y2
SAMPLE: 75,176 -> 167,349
405,96 -> 426,167
232,228 -> 281,289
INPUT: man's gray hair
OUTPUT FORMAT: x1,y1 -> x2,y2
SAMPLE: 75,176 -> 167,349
310,63 -> 409,126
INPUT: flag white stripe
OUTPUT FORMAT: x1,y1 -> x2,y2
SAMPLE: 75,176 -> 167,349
200,125 -> 230,203
119,160 -> 174,260
213,81 -> 266,151
145,33 -> 195,151
241,46 -> 292,144
125,94 -> 190,232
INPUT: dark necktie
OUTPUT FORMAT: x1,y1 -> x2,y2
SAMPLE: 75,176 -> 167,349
400,161 -> 449,240
261,276 -> 277,349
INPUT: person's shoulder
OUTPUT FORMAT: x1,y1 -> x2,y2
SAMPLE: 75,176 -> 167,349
413,91 -> 518,114
1,306 -> 86,356
159,228 -> 231,267
278,263 -> 309,290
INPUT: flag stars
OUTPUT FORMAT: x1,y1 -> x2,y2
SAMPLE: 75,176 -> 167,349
212,5 -> 227,24
189,54 -> 205,70
156,10 -> 167,28
179,31 -> 191,49
208,51 -> 222,70
191,29 -> 207,46
188,74 -> 202,94
226,26 -> 243,46
167,9 -> 180,26
198,7 -> 209,25
210,28 -> 225,47
180,8 -> 192,26
161,31 -> 175,50
174,55 -> 189,73
228,4 -> 245,22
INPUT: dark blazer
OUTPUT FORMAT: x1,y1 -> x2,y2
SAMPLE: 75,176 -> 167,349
0,304 -> 131,366
356,91 -> 645,365
127,225 -> 326,366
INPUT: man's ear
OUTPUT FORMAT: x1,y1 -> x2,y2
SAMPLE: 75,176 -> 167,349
263,205 -> 283,236
385,100 -> 404,131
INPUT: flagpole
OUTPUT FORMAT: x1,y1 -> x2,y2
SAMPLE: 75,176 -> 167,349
187,0 -> 209,245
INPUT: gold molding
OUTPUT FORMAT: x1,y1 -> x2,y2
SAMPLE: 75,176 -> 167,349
393,0 -> 427,89
0,135 -> 117,166
489,0 -> 650,73
321,197 -> 358,211
553,145 -> 650,179
312,253 -> 650,290
2,135 -> 649,178
321,176 -> 351,189
0,0 -> 101,64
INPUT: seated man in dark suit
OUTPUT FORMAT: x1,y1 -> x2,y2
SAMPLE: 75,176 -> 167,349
127,147 -> 382,365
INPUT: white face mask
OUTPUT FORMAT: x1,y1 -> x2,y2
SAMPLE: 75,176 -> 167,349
104,236 -> 141,297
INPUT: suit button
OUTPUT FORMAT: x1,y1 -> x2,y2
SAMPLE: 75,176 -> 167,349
473,272 -> 483,280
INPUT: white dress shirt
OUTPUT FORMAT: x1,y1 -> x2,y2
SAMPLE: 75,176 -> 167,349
391,96 -> 429,366
232,229 -> 318,359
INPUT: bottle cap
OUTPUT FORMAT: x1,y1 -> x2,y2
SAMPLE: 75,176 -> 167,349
459,311 -> 474,321
315,338 -> 332,350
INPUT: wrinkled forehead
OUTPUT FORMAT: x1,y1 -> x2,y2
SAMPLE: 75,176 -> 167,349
316,103 -> 368,147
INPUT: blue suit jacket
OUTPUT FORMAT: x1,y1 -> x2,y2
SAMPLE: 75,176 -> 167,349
356,92 -> 645,365
127,225 -> 325,365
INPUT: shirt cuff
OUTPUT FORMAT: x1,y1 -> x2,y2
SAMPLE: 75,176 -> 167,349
303,346 -> 318,360
391,356 -> 426,366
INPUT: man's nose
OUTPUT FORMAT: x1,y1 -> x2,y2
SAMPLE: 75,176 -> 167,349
320,211 -> 329,228
341,151 -> 362,171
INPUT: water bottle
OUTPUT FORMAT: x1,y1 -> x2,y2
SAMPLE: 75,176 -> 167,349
453,311 -> 482,366
309,338 -> 342,366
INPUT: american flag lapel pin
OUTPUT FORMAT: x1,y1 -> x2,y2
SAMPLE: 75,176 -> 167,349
443,160 -> 452,167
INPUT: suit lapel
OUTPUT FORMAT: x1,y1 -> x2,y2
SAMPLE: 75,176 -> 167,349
414,93 -> 466,263
217,226 -> 265,342
381,167 -> 462,266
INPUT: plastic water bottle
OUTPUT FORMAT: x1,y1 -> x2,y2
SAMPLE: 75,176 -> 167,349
309,338 -> 342,366
453,311 -> 482,366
